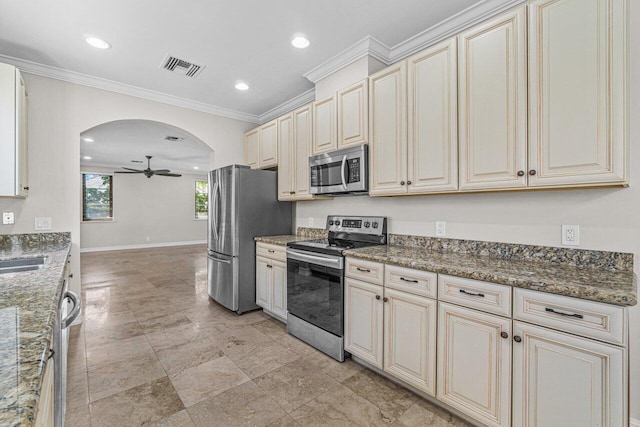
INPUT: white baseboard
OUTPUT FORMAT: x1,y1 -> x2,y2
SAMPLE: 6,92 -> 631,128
631,417 -> 640,427
80,240 -> 206,253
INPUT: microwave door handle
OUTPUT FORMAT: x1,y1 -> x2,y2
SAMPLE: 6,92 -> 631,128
340,155 -> 348,190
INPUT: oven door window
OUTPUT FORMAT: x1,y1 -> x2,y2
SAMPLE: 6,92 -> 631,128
287,259 -> 343,336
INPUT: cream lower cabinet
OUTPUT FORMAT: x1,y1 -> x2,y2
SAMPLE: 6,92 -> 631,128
512,321 -> 625,427
255,243 -> 287,322
345,259 -> 437,395
34,357 -> 54,427
437,301 -> 512,427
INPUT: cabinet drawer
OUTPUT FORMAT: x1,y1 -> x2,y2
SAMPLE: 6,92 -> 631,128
385,265 -> 437,299
438,274 -> 512,317
256,242 -> 286,262
345,258 -> 384,285
513,288 -> 626,346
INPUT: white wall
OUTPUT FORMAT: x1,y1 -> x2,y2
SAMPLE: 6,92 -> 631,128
298,2 -> 640,419
80,167 -> 208,250
0,74 -> 253,295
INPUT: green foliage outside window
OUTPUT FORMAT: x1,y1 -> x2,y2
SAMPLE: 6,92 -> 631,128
195,181 -> 208,219
83,173 -> 113,221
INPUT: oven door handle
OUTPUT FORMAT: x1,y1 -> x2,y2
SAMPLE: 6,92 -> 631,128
287,249 -> 344,269
340,155 -> 348,190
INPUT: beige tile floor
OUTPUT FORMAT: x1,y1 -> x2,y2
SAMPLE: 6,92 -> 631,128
67,245 -> 472,426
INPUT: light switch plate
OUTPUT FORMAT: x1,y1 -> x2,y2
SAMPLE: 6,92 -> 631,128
2,212 -> 14,225
435,221 -> 446,237
309,217 -> 314,227
35,217 -> 52,230
562,225 -> 580,246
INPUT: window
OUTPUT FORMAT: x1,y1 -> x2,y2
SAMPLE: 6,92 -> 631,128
195,180 -> 208,219
82,173 -> 113,221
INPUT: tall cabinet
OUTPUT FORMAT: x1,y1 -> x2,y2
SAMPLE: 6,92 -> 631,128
0,62 -> 28,198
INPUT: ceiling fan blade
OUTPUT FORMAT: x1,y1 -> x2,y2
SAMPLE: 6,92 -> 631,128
150,169 -> 171,174
121,167 -> 144,172
155,173 -> 182,177
115,171 -> 143,174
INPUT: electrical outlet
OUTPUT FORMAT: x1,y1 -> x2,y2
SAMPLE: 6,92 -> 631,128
435,221 -> 446,237
562,225 -> 580,246
2,212 -> 14,225
146,236 -> 151,242
34,217 -> 52,230
308,217 -> 314,227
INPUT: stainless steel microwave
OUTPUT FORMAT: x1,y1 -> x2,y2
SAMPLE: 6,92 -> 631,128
309,144 -> 368,195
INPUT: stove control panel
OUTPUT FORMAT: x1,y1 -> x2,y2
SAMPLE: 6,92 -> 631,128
326,216 -> 386,235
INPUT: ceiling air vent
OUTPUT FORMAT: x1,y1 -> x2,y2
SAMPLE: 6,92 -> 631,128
160,54 -> 205,78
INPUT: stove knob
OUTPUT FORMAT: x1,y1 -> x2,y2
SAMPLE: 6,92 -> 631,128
328,220 -> 334,225
364,222 -> 370,228
334,220 -> 340,226
372,222 -> 379,229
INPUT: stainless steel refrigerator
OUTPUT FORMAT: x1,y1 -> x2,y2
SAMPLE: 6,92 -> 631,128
207,165 -> 292,314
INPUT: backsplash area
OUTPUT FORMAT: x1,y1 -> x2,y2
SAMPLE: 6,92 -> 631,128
389,234 -> 633,272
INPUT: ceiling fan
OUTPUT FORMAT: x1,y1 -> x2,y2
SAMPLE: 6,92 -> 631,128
114,155 -> 182,178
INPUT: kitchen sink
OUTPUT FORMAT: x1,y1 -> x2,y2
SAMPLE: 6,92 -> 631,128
0,256 -> 47,274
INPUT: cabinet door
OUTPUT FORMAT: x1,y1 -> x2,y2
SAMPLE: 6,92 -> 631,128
15,69 -> 28,197
293,104 -> 314,200
383,288 -> 436,396
513,321 -> 626,427
344,278 -> 384,368
458,6 -> 527,190
337,79 -> 368,148
369,62 -> 408,196
244,128 -> 260,169
277,113 -> 294,200
259,120 -> 278,168
407,38 -> 458,193
528,0 -> 627,187
270,260 -> 287,321
312,95 -> 337,154
34,358 -> 54,427
437,302 -> 511,427
255,256 -> 271,309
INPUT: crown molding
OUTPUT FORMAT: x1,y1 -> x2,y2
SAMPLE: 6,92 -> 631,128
0,53 -> 261,124
302,0 -> 527,84
258,88 -> 316,124
303,36 -> 392,84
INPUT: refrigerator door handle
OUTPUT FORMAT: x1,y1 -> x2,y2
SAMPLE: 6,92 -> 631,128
212,182 -> 219,242
208,254 -> 231,264
216,181 -> 222,239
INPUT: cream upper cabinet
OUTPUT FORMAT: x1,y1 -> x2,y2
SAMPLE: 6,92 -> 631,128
337,79 -> 368,148
0,63 -> 29,197
407,38 -> 458,193
437,301 -> 512,427
293,104 -> 314,199
259,120 -> 278,168
383,288 -> 437,396
344,278 -> 384,368
512,321 -> 625,427
277,113 -> 294,200
527,0 -> 627,187
312,95 -> 337,155
369,62 -> 407,196
243,128 -> 259,169
458,6 -> 527,191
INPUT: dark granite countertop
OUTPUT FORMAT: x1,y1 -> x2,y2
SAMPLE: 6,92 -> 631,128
343,244 -> 637,306
0,233 -> 71,427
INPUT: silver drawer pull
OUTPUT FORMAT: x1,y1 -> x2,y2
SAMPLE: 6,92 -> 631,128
459,289 -> 485,298
545,307 -> 584,319
400,277 -> 419,283
356,267 -> 371,273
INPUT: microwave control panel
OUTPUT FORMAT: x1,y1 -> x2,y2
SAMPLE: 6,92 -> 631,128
347,158 -> 361,183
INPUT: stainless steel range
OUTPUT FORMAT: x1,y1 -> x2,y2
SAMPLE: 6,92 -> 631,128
286,215 -> 387,361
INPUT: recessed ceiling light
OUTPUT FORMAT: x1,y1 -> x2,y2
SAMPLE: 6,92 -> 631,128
83,156 -> 92,160
82,137 -> 94,142
193,166 -> 199,170
85,36 -> 111,49
291,35 -> 310,49
235,82 -> 249,91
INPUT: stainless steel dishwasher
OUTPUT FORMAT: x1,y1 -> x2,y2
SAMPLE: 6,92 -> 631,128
52,276 -> 81,427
